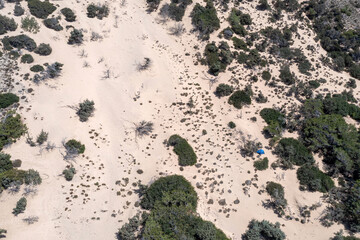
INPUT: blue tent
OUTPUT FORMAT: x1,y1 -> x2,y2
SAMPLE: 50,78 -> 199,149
257,149 -> 265,155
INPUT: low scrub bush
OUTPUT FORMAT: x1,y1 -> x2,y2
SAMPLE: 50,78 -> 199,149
2,34 -> 37,52
0,93 -> 19,108
14,4 -> 25,16
0,113 -> 26,150
34,43 -> 52,56
36,130 -> 48,145
228,90 -> 251,109
21,16 -> 40,34
28,0 -> 56,19
63,167 -> 76,181
254,157 -> 269,171
279,65 -> 295,85
13,197 -> 26,216
61,8 -> 76,22
43,17 -> 63,31
0,153 -> 12,174
24,169 -> 42,185
215,83 -> 233,97
242,219 -> 286,240
168,134 -> 197,166
260,108 -> 284,125
21,54 -> 34,64
65,139 -> 85,154
30,64 -> 44,72
190,1 -> 220,40
204,41 -> 232,76
297,165 -> 334,192
146,0 -> 161,12
76,99 -> 94,122
262,70 -> 271,80
232,36 -> 247,50
68,28 -> 83,45
266,181 -> 287,215
0,14 -> 17,35
87,3 -> 109,19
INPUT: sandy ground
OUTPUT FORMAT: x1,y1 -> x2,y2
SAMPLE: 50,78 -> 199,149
0,0 -> 359,239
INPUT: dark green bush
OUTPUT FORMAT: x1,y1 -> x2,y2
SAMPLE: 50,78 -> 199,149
204,41 -> 232,76
34,43 -> 52,56
0,153 -> 12,174
76,99 -> 95,122
87,4 -> 109,19
228,90 -> 251,109
12,159 -> 22,168
146,0 -> 161,11
254,157 -> 269,171
260,108 -> 284,125
262,70 -> 271,80
168,134 -> 197,166
274,138 -> 314,169
0,113 -> 26,150
68,28 -> 83,45
2,34 -> 37,52
308,80 -> 320,89
190,1 -> 220,40
65,139 -> 85,154
30,64 -> 44,72
140,175 -> 197,210
61,8 -> 76,22
13,197 -> 26,216
215,83 -> 233,97
297,165 -> 334,192
36,129 -> 48,145
0,168 -> 26,189
63,167 -> 76,181
279,65 -> 295,85
0,93 -> 19,108
20,54 -> 34,64
0,14 -> 17,35
24,169 -> 42,185
349,64 -> 360,80
161,0 -> 192,22
228,8 -> 249,36
232,37 -> 247,50
242,219 -> 286,240
14,4 -> 25,17
43,17 -> 63,31
28,0 -> 56,19
228,121 -> 236,129
257,0 -> 270,10
266,182 -> 285,199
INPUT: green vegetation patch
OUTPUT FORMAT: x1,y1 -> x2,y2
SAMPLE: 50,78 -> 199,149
254,157 -> 269,171
168,134 -> 197,166
242,219 -> 286,240
190,1 -> 220,40
28,0 -> 57,19
65,139 -> 85,154
0,14 -> 17,35
228,90 -> 251,109
204,41 -> 233,76
297,165 -> 334,192
0,93 -> 19,109
61,8 -> 76,22
2,35 -> 37,52
0,113 -> 26,150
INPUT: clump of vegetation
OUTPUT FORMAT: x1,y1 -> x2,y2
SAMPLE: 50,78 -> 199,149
242,219 -> 286,240
228,90 -> 251,109
262,70 -> 271,80
237,49 -> 265,69
146,0 -> 161,12
274,138 -> 314,169
36,130 -> 48,145
160,0 -> 192,21
21,16 -> 40,33
28,0 -> 56,19
228,121 -> 236,129
0,93 -> 19,109
232,36 -> 248,50
34,43 -> 52,56
13,197 -> 27,216
279,65 -> 295,85
63,167 -> 76,181
30,64 -> 44,72
24,169 -> 42,185
76,99 -> 95,122
297,165 -> 334,192
190,1 -> 220,40
135,121 -> 154,138
14,4 -> 25,17
168,134 -> 197,166
260,108 -> 285,138
0,153 -> 12,174
65,139 -> 85,155
254,157 -> 269,171
0,113 -> 27,150
21,54 -> 34,64
87,3 -> 109,19
2,34 -> 37,52
203,41 -> 232,76
43,17 -> 63,31
266,181 -> 287,216
120,175 -> 229,239
68,28 -> 83,45
33,62 -> 63,83
215,83 -> 233,97
61,8 -> 76,22
228,8 -> 251,36
0,14 -> 17,35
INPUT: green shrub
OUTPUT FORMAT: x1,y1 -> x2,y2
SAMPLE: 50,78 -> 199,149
65,139 -> 85,154
13,197 -> 26,216
308,80 -> 320,89
260,108 -> 284,125
254,157 -> 269,171
146,0 -> 161,12
349,64 -> 360,80
204,42 -> 232,75
61,8 -> 76,22
21,16 -> 40,34
168,134 -> 197,166
140,175 -> 197,210
87,4 -> 109,19
63,167 -> 76,181
0,169 -> 26,189
24,169 -> 42,185
0,113 -> 26,150
28,0 -> 56,19
0,14 -> 17,35
20,54 -> 34,64
257,0 -> 270,10
0,93 -> 19,108
215,83 -> 233,97
68,28 -> 83,45
228,90 -> 251,109
279,65 -> 295,85
76,99 -> 95,122
228,8 -> 250,36
34,43 -> 52,56
274,138 -> 314,169
30,64 -> 44,72
228,121 -> 236,129
190,1 -> 220,40
0,153 -> 12,174
36,129 -> 48,145
242,219 -> 286,240
14,4 -> 25,17
161,0 -> 192,22
262,70 -> 271,80
232,37 -> 247,50
2,34 -> 37,52
43,17 -> 63,31
297,165 -> 334,192
12,159 -> 22,168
